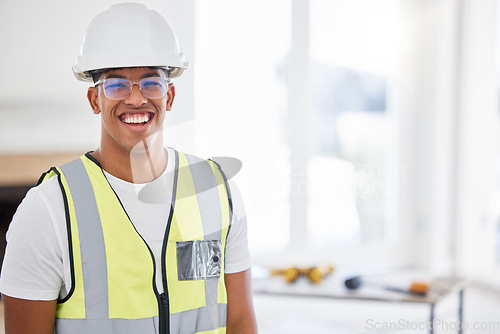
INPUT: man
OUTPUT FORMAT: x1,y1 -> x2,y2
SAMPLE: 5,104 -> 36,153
0,3 -> 257,333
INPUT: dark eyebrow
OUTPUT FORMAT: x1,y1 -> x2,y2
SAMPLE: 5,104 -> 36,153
141,72 -> 162,79
104,74 -> 127,79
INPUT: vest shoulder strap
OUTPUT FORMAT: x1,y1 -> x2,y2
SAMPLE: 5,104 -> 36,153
37,167 -> 59,185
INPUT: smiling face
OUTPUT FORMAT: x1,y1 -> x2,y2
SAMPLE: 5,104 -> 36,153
87,67 -> 175,154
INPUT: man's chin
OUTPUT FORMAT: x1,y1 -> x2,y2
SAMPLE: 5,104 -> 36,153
128,131 -> 163,154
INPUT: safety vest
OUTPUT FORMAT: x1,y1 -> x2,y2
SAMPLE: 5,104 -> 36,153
38,151 -> 232,334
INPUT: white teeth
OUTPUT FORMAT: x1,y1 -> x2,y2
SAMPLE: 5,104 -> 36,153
122,114 -> 150,124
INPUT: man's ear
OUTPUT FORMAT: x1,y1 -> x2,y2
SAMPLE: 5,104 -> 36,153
87,87 -> 101,115
166,83 -> 176,111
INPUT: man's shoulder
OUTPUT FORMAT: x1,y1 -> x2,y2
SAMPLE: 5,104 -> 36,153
26,173 -> 62,204
8,173 -> 64,233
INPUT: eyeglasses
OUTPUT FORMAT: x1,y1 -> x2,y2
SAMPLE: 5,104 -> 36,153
95,77 -> 170,100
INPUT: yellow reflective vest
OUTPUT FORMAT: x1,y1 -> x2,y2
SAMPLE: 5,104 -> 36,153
38,151 -> 232,334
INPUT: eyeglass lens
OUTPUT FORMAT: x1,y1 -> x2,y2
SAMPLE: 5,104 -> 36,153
102,77 -> 168,100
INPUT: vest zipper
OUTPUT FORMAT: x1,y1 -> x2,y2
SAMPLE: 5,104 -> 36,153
159,293 -> 168,333
159,151 -> 178,334
160,205 -> 173,334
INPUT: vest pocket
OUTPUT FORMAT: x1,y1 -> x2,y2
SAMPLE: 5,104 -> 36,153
176,240 -> 222,280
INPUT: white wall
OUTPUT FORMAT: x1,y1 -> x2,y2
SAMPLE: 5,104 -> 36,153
398,0 -> 462,274
454,0 -> 499,277
398,0 -> 499,278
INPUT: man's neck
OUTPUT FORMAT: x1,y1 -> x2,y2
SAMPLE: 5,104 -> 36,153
91,141 -> 168,184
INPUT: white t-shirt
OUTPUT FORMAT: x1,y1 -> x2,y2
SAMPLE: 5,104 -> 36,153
0,148 -> 251,300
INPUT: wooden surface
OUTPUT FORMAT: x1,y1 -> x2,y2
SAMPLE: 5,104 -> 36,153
253,271 -> 466,305
0,152 -> 84,186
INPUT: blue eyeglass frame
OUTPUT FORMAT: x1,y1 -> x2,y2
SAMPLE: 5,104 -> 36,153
94,76 -> 170,100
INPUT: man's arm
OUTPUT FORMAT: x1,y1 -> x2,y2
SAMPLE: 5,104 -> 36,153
2,295 -> 57,334
225,268 -> 258,334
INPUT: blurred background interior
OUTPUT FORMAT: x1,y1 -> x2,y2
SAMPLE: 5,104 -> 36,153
2,0 -> 500,333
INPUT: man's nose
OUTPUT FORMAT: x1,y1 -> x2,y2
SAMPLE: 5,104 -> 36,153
124,83 -> 147,106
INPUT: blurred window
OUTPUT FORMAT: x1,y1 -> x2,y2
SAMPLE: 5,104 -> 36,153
195,0 -> 400,257
195,0 -> 291,254
308,0 -> 400,250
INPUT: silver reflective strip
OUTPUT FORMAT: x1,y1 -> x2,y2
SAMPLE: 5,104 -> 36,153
56,316 -> 158,334
202,278 -> 220,329
170,304 -> 227,334
59,159 -> 108,319
185,154 -> 222,241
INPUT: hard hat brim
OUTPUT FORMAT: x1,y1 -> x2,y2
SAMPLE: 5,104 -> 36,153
72,63 -> 188,82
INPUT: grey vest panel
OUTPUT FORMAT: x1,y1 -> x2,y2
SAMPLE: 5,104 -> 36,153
184,154 -> 223,241
56,316 -> 158,333
170,304 -> 227,334
59,159 -> 109,319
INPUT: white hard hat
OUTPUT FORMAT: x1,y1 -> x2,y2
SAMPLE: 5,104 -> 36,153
72,3 -> 188,81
